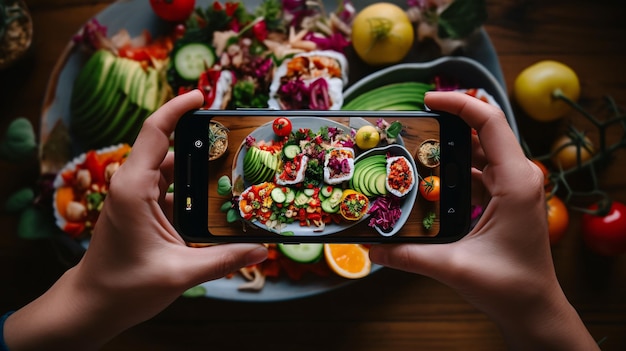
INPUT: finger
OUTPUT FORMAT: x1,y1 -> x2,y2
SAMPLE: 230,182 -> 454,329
183,244 -> 268,285
369,243 -> 456,281
471,133 -> 487,171
425,92 -> 525,167
127,90 -> 204,172
471,168 -> 488,207
162,192 -> 174,222
160,152 -> 175,186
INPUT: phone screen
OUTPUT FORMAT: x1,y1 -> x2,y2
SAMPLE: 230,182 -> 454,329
175,110 -> 471,243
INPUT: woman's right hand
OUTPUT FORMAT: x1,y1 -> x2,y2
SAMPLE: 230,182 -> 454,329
370,91 -> 599,350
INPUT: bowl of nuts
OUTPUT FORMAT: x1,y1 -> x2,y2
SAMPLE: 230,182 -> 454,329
209,121 -> 229,161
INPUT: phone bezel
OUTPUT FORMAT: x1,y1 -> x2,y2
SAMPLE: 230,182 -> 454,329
174,110 -> 472,244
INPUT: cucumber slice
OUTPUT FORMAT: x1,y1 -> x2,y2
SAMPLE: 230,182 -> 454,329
320,185 -> 334,198
329,187 -> 343,205
283,144 -> 301,159
294,191 -> 310,206
285,188 -> 296,204
278,243 -> 324,263
321,198 -> 340,214
173,43 -> 216,81
270,187 -> 286,203
303,188 -> 315,196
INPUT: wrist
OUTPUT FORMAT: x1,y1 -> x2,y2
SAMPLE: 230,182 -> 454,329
489,281 -> 599,350
3,264 -> 130,350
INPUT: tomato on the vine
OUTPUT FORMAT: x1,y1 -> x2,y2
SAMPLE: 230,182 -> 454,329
581,201 -> 626,256
550,132 -> 594,170
546,195 -> 569,245
272,117 -> 292,137
149,0 -> 195,23
419,175 -> 440,202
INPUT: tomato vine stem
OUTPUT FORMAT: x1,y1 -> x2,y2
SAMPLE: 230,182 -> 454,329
527,95 -> 626,216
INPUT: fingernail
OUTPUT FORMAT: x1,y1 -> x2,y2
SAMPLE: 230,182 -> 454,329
246,245 -> 268,265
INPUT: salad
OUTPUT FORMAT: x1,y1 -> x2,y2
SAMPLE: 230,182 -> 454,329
45,0 -> 496,294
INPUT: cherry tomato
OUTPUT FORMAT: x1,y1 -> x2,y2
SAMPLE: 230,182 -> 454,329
419,175 -> 440,202
546,195 -> 569,245
513,60 -> 580,122
581,201 -> 626,256
272,117 -> 292,137
149,0 -> 195,23
550,133 -> 594,170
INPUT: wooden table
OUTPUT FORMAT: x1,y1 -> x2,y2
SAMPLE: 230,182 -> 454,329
1,1 -> 625,349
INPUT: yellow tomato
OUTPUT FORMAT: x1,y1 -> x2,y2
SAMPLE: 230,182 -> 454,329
355,125 -> 380,150
513,60 -> 580,122
550,133 -> 594,170
351,3 -> 414,66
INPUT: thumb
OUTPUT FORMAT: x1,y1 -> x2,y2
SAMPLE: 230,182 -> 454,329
369,243 -> 456,281
184,244 -> 268,285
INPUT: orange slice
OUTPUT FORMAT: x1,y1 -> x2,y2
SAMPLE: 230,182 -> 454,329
324,244 -> 371,279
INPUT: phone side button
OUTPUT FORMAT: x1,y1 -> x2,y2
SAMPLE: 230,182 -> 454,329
445,163 -> 459,188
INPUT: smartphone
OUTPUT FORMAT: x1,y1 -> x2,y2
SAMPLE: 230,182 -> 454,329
174,110 -> 471,244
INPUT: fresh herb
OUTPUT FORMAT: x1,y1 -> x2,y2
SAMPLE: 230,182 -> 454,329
385,121 -> 403,139
217,175 -> 232,196
254,0 -> 283,32
437,0 -> 488,39
304,158 -> 323,187
0,117 -> 37,162
423,212 -> 436,230
232,79 -> 269,108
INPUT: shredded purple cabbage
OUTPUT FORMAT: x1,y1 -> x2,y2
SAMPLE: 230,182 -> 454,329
368,196 -> 402,230
245,135 -> 257,148
304,32 -> 350,53
327,157 -> 350,176
308,78 -> 331,110
278,77 -> 332,110
73,19 -> 108,51
434,75 -> 461,91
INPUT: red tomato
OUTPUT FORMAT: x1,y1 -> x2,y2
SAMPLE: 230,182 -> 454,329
149,0 -> 195,23
581,201 -> 626,256
419,175 -> 440,202
546,195 -> 569,245
272,117 -> 292,137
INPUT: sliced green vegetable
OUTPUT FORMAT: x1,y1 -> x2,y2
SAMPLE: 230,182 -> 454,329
278,243 -> 324,263
173,42 -> 216,81
270,187 -> 286,203
283,144 -> 301,159
342,82 -> 434,111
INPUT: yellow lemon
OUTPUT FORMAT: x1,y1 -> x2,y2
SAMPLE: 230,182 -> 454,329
355,125 -> 380,150
324,244 -> 371,279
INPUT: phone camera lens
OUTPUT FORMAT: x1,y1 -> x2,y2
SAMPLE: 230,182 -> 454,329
194,140 -> 203,148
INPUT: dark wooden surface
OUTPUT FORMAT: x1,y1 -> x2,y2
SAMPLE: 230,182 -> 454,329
1,0 -> 625,349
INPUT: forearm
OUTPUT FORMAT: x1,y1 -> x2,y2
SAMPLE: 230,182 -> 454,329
3,266 -> 133,351
490,284 -> 599,350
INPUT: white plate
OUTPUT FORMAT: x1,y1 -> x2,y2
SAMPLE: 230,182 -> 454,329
231,117 -> 415,238
40,0 -> 511,301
